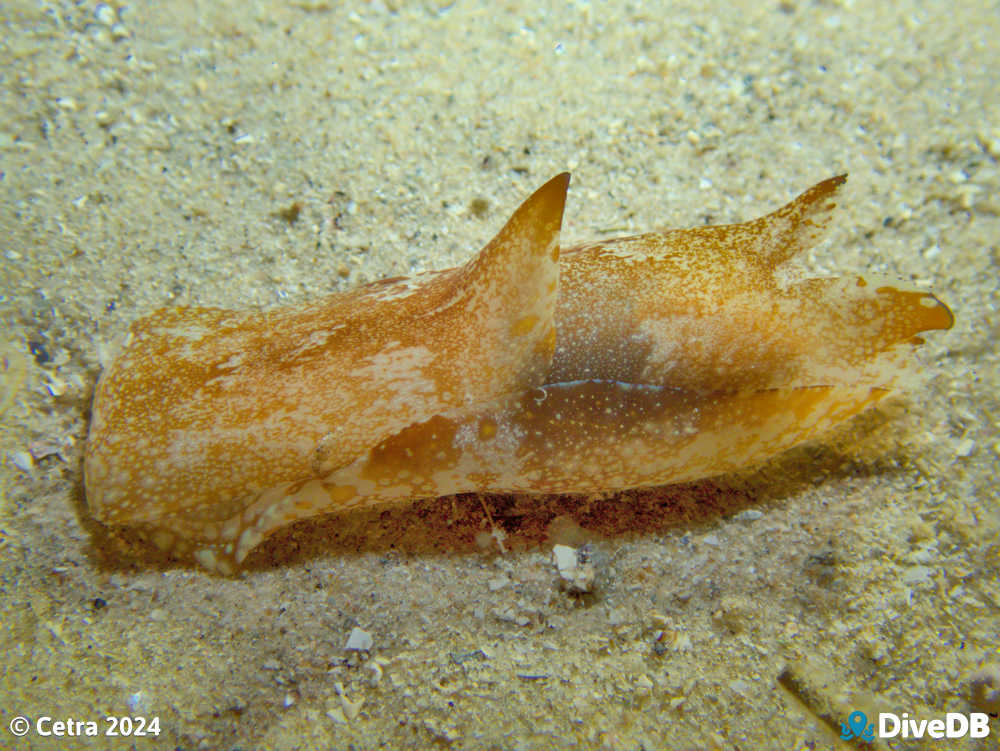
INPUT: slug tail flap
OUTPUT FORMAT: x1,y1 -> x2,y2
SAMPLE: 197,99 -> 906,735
751,174 -> 848,269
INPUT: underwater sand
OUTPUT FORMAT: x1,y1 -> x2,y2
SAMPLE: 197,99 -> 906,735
1,0 -> 997,748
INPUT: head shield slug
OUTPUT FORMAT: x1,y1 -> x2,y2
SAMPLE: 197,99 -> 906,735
83,173 -> 954,573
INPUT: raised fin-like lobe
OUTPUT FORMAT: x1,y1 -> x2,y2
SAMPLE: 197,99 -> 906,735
84,173 -> 569,529
743,173 -> 846,268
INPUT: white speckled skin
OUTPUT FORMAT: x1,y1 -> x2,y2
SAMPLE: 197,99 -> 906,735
83,174 -> 953,573
85,175 -> 568,561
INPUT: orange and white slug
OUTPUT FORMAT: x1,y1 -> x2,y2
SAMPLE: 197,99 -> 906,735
84,173 -> 953,573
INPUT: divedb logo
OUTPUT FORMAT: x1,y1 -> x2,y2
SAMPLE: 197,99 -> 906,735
840,710 -> 991,741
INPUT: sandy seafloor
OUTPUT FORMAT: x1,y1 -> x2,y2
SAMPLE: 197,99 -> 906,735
1,0 -> 998,749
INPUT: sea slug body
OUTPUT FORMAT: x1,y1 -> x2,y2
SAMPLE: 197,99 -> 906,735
84,173 -> 953,573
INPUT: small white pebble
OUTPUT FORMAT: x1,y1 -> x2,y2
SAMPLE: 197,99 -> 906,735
45,375 -> 68,397
94,3 -> 115,26
955,438 -> 975,457
9,451 -> 34,473
126,691 -> 148,712
345,627 -> 373,651
335,682 -> 363,720
552,544 -> 595,593
902,565 -> 934,585
487,576 -> 508,591
553,545 -> 576,574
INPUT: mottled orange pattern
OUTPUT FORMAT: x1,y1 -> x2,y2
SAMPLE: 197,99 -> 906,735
84,174 -> 953,573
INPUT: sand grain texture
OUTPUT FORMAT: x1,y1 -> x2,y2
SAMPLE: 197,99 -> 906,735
1,1 -> 996,748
